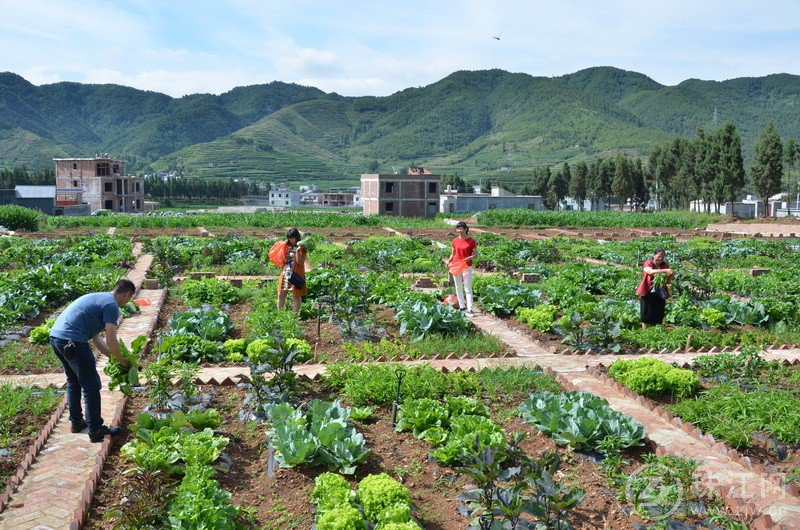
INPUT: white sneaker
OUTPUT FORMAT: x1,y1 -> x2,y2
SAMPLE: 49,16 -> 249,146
465,310 -> 475,317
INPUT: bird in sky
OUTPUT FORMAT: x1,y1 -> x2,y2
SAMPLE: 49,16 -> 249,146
492,32 -> 502,40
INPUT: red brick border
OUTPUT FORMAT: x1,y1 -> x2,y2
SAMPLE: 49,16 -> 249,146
0,394 -> 67,513
69,395 -> 127,529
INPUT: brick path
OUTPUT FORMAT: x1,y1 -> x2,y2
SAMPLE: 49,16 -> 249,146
0,286 -> 165,529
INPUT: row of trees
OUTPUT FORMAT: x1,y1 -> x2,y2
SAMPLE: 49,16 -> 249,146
0,167 -> 54,189
143,176 -> 253,203
493,121 -> 798,213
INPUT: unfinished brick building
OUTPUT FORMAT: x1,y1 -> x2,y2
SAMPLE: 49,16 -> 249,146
54,157 -> 144,213
361,167 -> 441,217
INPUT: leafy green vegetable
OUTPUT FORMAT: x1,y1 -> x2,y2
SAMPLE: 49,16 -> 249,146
393,300 -> 473,342
356,473 -> 413,523
266,400 -> 370,474
516,304 -> 558,332
167,465 -> 243,529
609,357 -> 699,398
395,399 -> 449,439
316,506 -> 366,530
105,335 -> 147,395
520,391 -> 645,452
166,308 -> 232,341
311,472 -> 355,516
28,318 -> 55,345
120,300 -> 141,318
178,277 -> 240,308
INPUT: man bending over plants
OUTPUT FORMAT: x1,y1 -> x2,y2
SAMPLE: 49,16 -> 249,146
49,278 -> 135,442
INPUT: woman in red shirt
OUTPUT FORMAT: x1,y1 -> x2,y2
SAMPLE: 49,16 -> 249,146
636,248 -> 674,328
446,221 -> 478,316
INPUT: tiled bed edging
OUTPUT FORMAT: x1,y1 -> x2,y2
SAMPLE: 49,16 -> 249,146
587,365 -> 800,497
0,394 -> 68,513
70,395 -> 127,529
585,365 -> 799,527
549,343 -> 800,356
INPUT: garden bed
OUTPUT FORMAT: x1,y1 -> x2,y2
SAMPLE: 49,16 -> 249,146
0,386 -> 63,488
0,342 -> 62,374
83,383 -> 645,529
597,355 -> 800,486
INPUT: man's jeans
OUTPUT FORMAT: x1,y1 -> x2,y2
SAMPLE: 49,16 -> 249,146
50,337 -> 104,432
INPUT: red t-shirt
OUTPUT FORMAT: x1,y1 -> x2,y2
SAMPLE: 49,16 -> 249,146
451,236 -> 477,266
636,259 -> 670,297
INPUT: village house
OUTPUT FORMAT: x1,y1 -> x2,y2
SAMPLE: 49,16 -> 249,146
361,167 -> 440,218
54,156 -> 144,213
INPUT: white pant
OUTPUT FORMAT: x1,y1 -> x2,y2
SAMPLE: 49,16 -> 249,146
453,267 -> 473,311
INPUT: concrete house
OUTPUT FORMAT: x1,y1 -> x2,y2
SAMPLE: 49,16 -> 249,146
54,156 -> 144,213
361,167 -> 441,218
439,185 -> 543,214
268,184 -> 300,207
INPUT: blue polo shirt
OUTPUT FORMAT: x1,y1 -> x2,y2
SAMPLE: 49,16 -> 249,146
50,292 -> 120,343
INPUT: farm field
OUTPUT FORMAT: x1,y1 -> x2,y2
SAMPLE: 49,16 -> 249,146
0,214 -> 799,529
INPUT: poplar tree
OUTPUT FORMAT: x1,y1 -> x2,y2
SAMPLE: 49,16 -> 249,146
612,156 -> 633,211
750,122 -> 784,216
569,161 -> 588,210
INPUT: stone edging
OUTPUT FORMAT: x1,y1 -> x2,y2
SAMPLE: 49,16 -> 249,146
0,394 -> 68,513
70,395 -> 128,529
585,365 -> 798,528
549,343 -> 800,357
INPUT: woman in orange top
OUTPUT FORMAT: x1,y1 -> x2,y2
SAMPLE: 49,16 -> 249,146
277,227 -> 307,313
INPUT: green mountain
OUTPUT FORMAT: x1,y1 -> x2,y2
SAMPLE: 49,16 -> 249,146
3,67 -> 800,188
0,72 -> 327,169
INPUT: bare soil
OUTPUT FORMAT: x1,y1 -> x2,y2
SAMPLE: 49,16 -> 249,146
83,386 -> 644,529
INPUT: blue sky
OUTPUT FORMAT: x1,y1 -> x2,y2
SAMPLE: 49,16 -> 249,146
1,0 -> 799,97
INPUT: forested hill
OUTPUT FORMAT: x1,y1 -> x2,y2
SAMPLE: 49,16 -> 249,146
0,72 -> 329,170
2,67 -> 800,186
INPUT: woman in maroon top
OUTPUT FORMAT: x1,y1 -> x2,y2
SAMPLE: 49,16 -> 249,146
446,221 -> 478,316
636,248 -> 674,328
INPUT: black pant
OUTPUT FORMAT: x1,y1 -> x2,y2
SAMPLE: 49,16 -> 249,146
640,293 -> 666,325
50,337 -> 104,432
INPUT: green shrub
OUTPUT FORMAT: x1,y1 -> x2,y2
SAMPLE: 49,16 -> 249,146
609,358 -> 699,398
316,506 -> 366,530
0,205 -> 39,231
357,473 -> 412,523
516,304 -> 558,332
